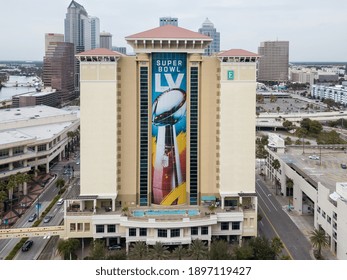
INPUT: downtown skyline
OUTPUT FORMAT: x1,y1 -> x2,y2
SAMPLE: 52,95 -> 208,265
1,0 -> 346,61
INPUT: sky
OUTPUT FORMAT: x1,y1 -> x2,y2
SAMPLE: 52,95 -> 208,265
1,0 -> 346,62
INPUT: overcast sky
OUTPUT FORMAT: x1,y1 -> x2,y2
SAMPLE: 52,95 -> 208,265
1,0 -> 346,61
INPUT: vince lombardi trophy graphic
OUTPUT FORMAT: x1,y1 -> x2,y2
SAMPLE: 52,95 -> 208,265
152,88 -> 187,204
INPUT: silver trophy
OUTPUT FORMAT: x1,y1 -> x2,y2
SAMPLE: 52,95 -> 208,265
152,88 -> 187,204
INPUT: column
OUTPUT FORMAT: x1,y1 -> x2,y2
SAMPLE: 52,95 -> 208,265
112,198 -> 116,212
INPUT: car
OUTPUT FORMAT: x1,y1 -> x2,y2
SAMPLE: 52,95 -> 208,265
308,155 -> 319,160
28,213 -> 37,222
341,163 -> 347,169
108,244 -> 121,251
76,161 -> 80,165
22,240 -> 33,252
43,215 -> 52,223
57,198 -> 64,206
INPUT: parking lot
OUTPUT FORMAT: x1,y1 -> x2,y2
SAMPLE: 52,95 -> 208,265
257,95 -> 327,115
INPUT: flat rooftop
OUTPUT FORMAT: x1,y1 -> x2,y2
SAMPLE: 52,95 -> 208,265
278,146 -> 347,191
0,105 -> 77,125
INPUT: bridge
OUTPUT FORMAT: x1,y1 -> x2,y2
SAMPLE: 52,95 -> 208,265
257,111 -> 347,129
0,226 -> 65,240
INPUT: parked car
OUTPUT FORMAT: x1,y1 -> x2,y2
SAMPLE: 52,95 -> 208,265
28,213 -> 37,222
22,240 -> 33,252
43,215 -> 52,223
341,163 -> 347,169
57,198 -> 64,206
108,244 -> 121,251
308,155 -> 319,160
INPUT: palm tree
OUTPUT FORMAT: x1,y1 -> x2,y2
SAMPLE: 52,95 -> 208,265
309,229 -> 329,259
149,242 -> 170,260
128,241 -> 148,260
57,238 -> 80,260
189,239 -> 208,260
56,178 -> 66,194
172,245 -> 187,260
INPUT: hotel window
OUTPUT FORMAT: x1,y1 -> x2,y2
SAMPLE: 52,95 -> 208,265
317,206 -> 321,213
107,225 -> 116,233
158,229 -> 167,238
38,144 -> 47,152
232,222 -> 240,230
191,227 -> 198,235
0,149 -> 9,158
201,226 -> 208,235
139,228 -> 147,236
189,66 -> 199,205
333,212 -> 337,220
84,223 -> 90,231
77,223 -> 83,231
171,229 -> 180,238
221,222 -> 229,230
13,146 -> 24,155
327,216 -> 331,224
129,228 -> 137,237
96,225 -> 104,233
322,211 -> 326,218
70,223 -> 76,232
139,66 -> 149,206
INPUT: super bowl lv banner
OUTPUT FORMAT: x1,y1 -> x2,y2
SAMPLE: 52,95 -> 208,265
151,53 -> 187,205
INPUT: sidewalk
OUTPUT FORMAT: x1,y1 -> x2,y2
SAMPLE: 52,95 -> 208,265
259,175 -> 337,260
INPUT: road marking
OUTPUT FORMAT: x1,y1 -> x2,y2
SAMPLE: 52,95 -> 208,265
256,181 -> 278,211
257,191 -> 272,212
259,205 -> 293,260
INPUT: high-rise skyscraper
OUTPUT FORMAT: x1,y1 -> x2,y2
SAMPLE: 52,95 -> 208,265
43,33 -> 75,104
45,33 -> 64,53
100,32 -> 113,50
64,25 -> 259,249
257,41 -> 289,83
64,0 -> 100,53
64,1 -> 100,93
198,18 -> 220,55
159,17 -> 178,26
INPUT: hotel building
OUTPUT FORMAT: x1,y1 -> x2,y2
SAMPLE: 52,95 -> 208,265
64,25 -> 258,250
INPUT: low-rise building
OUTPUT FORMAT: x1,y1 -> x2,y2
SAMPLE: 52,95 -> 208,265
0,105 -> 80,194
265,133 -> 347,259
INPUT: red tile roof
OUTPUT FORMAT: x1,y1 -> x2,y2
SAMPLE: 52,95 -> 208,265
76,48 -> 124,56
126,25 -> 211,40
218,49 -> 259,57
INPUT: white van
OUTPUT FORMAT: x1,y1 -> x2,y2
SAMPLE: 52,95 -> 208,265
57,198 -> 64,206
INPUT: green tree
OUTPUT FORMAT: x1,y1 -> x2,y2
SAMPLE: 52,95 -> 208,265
310,229 -> 329,259
270,237 -> 284,259
90,240 -> 107,260
57,238 -> 80,260
271,159 -> 281,171
107,250 -> 127,260
232,244 -> 253,260
172,245 -> 187,260
249,237 -> 276,260
209,239 -> 231,260
283,120 -> 294,131
56,178 -> 66,193
128,241 -> 148,260
149,242 -> 170,260
189,239 -> 208,260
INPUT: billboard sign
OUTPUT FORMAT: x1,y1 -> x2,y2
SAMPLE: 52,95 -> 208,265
151,53 -> 187,205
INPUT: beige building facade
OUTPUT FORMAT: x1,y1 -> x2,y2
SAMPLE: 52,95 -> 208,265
65,25 -> 258,249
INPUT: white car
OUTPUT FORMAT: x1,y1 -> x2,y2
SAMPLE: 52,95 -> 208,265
57,198 -> 64,205
308,155 -> 319,160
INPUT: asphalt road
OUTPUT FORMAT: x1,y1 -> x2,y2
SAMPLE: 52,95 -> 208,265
256,175 -> 313,260
0,155 -> 80,260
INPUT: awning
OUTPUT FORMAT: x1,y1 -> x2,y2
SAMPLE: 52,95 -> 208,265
201,195 -> 216,201
329,192 -> 341,202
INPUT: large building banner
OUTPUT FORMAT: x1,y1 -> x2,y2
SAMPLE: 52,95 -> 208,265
151,53 -> 187,205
